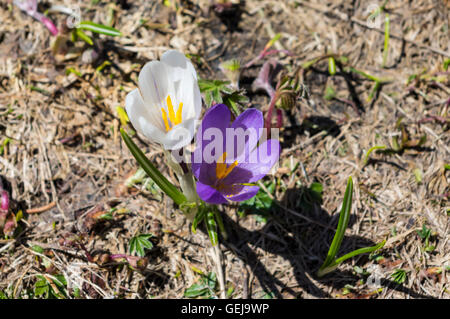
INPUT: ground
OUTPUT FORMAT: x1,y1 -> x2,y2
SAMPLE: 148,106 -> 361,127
0,0 -> 449,299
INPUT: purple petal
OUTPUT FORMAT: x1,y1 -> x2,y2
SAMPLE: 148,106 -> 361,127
227,185 -> 259,202
196,162 -> 218,185
219,165 -> 254,186
196,182 -> 227,204
195,103 -> 230,145
235,138 -> 280,183
228,108 -> 263,162
192,104 -> 230,169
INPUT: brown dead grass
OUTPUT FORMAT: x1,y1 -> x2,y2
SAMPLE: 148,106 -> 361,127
0,0 -> 448,299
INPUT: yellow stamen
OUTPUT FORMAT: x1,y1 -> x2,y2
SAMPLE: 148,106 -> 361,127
216,152 -> 238,180
162,95 -> 183,131
175,102 -> 183,124
161,108 -> 171,132
166,95 -> 177,125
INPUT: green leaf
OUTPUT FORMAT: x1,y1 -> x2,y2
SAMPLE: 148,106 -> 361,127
198,79 -> 231,107
78,21 -> 122,37
34,275 -> 67,299
34,279 -> 49,298
444,59 -> 450,71
31,245 -> 45,254
334,240 -> 386,267
417,224 -> 431,240
321,176 -> 353,269
129,234 -> 154,257
75,28 -> 93,45
191,209 -> 206,234
212,88 -> 223,104
206,272 -> 217,290
120,129 -> 186,205
184,283 -> 209,298
391,269 -> 407,284
317,177 -> 386,277
205,211 -> 218,246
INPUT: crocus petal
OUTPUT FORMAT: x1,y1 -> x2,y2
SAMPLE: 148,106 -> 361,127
175,71 -> 200,120
126,89 -> 167,145
227,185 -> 260,202
192,104 -> 230,168
195,104 -> 230,142
161,117 -> 197,150
219,165 -> 254,186
196,182 -> 228,204
228,108 -> 263,162
138,61 -> 172,108
244,138 -> 281,182
222,138 -> 280,184
161,50 -> 198,81
126,88 -> 165,133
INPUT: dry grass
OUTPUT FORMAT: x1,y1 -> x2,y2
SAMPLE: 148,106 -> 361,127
0,0 -> 448,299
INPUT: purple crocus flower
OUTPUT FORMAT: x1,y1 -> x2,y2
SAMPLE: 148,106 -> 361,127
192,104 -> 280,204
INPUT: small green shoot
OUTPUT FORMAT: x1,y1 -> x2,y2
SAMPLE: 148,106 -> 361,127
382,14 -> 390,68
391,269 -> 407,284
413,168 -> 423,184
363,145 -> 386,165
324,86 -> 336,100
317,177 -> 386,277
238,182 -> 275,222
129,234 -> 154,257
416,224 -> 435,252
0,138 -> 11,155
443,59 -> 450,71
34,274 -> 67,299
328,57 -> 336,75
184,272 -> 217,298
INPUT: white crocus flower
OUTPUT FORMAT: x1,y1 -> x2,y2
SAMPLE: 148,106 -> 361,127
125,50 -> 201,150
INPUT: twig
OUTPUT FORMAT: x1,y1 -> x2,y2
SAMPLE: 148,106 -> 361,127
26,201 -> 56,214
210,244 -> 226,299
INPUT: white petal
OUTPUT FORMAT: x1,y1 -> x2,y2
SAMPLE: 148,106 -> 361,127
161,50 -> 197,81
125,88 -> 166,142
137,116 -> 167,145
161,118 -> 197,150
173,73 -> 201,120
138,61 -> 172,107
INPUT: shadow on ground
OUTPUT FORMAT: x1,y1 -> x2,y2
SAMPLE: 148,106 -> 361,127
208,185 -> 434,299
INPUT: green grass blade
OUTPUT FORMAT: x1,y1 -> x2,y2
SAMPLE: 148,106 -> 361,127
78,21 -> 122,37
317,240 -> 385,277
334,240 -> 386,265
319,176 -> 353,271
120,128 -> 186,205
364,145 -> 386,165
382,14 -> 390,68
